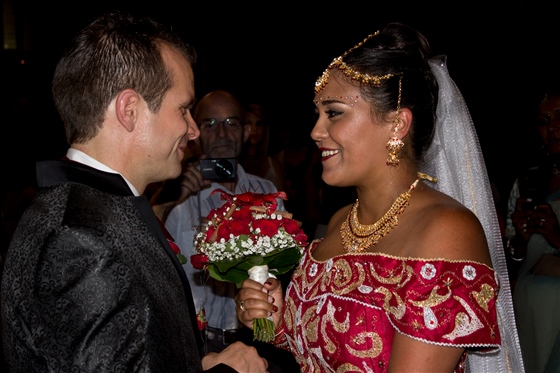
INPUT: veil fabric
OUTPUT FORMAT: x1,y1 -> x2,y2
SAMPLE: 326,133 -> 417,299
421,56 -> 525,373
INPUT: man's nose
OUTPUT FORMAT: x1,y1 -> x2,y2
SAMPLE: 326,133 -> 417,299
217,122 -> 228,136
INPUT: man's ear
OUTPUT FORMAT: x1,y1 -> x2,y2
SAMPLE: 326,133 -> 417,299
115,89 -> 141,132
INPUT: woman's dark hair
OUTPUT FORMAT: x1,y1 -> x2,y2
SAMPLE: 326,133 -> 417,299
343,22 -> 438,162
52,12 -> 196,144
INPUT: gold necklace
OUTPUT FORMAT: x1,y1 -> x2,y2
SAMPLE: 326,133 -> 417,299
341,178 -> 420,253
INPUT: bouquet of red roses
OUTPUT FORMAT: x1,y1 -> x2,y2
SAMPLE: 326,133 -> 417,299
191,189 -> 308,342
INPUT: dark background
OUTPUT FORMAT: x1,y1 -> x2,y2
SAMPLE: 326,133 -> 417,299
2,0 -> 559,207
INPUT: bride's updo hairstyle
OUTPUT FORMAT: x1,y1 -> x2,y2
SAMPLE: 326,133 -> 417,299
315,22 -> 439,164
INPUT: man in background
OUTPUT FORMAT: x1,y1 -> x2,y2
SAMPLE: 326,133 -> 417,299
153,89 -> 299,372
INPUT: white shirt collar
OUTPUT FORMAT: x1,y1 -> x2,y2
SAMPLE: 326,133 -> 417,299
66,148 -> 140,196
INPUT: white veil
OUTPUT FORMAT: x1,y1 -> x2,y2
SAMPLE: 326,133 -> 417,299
420,56 -> 525,373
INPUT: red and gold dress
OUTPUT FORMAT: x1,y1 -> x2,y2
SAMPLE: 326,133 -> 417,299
283,240 -> 501,372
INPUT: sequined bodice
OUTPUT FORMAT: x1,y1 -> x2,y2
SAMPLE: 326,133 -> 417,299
283,240 -> 501,372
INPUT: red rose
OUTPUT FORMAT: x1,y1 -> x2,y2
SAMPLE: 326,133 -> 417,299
196,308 -> 208,330
281,219 -> 301,235
190,253 -> 209,269
228,220 -> 251,236
213,190 -> 288,215
207,199 -> 233,220
232,191 -> 260,206
253,219 -> 280,237
294,232 -> 309,245
217,223 -> 232,241
204,226 -> 217,242
233,207 -> 253,222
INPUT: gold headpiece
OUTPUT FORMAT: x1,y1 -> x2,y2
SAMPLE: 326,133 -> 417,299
314,31 -> 396,94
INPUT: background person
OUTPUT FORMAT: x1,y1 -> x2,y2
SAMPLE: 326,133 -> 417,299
0,12 -> 268,373
239,101 -> 286,192
154,89 -> 299,372
504,80 -> 560,373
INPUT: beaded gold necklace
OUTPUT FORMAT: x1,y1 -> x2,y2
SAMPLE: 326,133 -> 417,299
340,178 -> 420,253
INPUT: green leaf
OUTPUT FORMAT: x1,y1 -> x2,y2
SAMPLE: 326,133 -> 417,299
176,253 -> 187,265
205,247 -> 303,287
264,248 -> 302,274
207,264 -> 249,285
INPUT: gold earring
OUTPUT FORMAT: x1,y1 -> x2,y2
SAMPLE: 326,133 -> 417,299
386,76 -> 403,166
386,126 -> 404,166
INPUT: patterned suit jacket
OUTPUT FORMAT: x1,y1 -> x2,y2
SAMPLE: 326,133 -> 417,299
1,160 -> 235,372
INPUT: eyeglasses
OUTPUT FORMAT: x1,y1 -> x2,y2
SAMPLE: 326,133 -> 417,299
199,118 -> 243,132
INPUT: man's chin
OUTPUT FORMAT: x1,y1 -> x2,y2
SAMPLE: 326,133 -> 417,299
166,163 -> 183,181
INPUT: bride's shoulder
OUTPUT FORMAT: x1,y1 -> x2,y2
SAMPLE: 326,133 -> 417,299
409,193 -> 492,265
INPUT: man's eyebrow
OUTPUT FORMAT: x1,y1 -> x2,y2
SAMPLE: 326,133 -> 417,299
181,98 -> 197,110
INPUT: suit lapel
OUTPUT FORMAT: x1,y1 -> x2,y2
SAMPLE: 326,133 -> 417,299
132,196 -> 204,355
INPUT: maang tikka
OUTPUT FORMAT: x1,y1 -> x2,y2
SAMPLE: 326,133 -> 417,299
314,31 -> 395,94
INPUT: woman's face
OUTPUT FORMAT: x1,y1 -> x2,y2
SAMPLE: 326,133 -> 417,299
537,95 -> 560,154
246,111 -> 265,145
311,72 -> 392,187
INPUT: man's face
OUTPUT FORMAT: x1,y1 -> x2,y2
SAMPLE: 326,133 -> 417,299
141,45 -> 198,184
195,94 -> 246,159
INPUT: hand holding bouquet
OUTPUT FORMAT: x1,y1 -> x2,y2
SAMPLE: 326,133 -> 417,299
191,189 -> 308,342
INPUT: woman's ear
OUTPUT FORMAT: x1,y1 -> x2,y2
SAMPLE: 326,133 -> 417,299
395,107 -> 413,137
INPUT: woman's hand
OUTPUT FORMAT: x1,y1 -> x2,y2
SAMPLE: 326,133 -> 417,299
235,277 -> 284,330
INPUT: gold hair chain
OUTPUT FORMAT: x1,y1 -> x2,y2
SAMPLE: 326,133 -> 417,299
314,31 -> 399,94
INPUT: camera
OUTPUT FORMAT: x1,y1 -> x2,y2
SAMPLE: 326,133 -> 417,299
200,158 -> 237,180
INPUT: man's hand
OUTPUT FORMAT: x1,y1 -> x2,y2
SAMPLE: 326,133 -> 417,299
201,342 -> 269,372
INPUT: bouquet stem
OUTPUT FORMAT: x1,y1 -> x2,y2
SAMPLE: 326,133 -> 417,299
248,265 -> 276,343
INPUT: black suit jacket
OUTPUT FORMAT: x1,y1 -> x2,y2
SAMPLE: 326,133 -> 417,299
1,160 -> 235,372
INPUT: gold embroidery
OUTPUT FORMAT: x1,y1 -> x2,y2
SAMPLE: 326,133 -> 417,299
347,331 -> 383,358
409,285 -> 451,308
284,297 -> 295,332
472,283 -> 494,312
307,311 -> 320,343
369,260 -> 409,284
322,313 -> 337,355
335,363 -> 362,372
288,243 -> 498,371
355,314 -> 365,326
332,260 -> 364,295
375,286 -> 406,319
301,305 -> 317,339
327,300 -> 350,333
442,296 -> 484,341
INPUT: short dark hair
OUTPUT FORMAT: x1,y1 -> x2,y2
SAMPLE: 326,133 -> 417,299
52,12 -> 196,144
